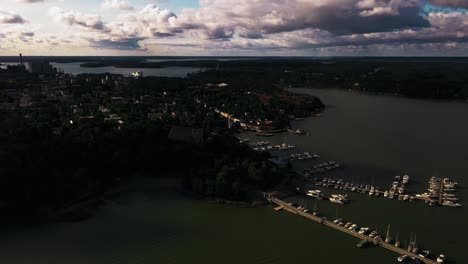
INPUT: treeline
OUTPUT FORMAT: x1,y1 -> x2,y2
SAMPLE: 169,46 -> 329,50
0,111 -> 285,221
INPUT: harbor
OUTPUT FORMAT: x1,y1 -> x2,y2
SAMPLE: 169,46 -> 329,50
243,138 -> 462,208
235,88 -> 468,263
269,196 -> 446,264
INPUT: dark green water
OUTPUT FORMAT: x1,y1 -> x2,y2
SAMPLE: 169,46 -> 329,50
1,88 -> 467,264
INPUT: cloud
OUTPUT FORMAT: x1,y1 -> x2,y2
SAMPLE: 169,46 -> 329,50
34,1 -> 467,54
173,0 -> 430,40
50,7 -> 108,31
102,0 -> 134,11
89,38 -> 146,50
0,10 -> 27,24
428,0 -> 468,8
17,0 -> 45,2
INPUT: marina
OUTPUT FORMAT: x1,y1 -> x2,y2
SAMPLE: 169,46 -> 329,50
244,138 -> 462,208
269,197 -> 444,264
298,174 -> 462,208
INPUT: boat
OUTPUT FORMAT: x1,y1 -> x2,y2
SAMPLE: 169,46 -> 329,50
397,255 -> 409,262
419,250 -> 430,258
416,193 -> 430,198
357,239 -> 368,248
394,232 -> 400,247
331,194 -> 348,202
437,254 -> 446,263
358,227 -> 369,234
256,131 -> 274,137
403,195 -> 410,201
395,175 -> 401,181
131,71 -> 143,78
329,197 -> 344,204
398,186 -> 405,194
306,190 -> 324,200
403,175 -> 410,184
333,218 -> 342,224
385,225 -> 392,243
287,128 -> 305,134
442,200 -> 462,207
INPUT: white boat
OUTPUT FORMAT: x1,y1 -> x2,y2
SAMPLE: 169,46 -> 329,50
329,197 -> 344,204
437,254 -> 446,263
398,186 -> 405,194
131,71 -> 143,78
306,190 -> 324,200
403,175 -> 410,184
419,250 -> 430,258
397,255 -> 409,262
416,193 -> 430,198
442,201 -> 462,207
331,194 -> 348,201
333,218 -> 342,224
358,227 -> 369,234
403,195 -> 410,201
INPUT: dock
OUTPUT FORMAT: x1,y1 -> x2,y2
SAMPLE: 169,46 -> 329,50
270,197 -> 440,264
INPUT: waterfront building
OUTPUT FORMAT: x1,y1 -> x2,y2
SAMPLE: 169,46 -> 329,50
25,61 -> 53,74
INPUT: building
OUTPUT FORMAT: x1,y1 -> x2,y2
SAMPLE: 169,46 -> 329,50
25,61 -> 53,74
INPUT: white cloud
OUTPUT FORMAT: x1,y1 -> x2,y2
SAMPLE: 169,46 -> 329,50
102,0 -> 134,11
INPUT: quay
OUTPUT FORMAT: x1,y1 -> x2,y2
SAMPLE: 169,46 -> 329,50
269,197 -> 440,264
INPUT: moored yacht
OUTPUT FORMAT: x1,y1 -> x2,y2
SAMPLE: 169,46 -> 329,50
442,200 -> 462,207
329,197 -> 344,204
397,255 -> 408,262
307,190 -> 324,200
437,254 -> 446,263
419,250 -> 430,258
402,175 -> 410,184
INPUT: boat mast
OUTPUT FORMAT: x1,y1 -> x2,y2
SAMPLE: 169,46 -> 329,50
408,233 -> 413,251
385,224 -> 391,243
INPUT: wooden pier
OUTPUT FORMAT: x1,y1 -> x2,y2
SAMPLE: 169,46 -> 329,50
270,197 -> 440,264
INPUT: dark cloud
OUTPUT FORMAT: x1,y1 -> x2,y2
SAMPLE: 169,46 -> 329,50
0,10 -> 27,24
89,38 -> 146,50
297,6 -> 430,35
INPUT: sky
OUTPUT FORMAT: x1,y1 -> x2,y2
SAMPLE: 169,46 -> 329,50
0,0 -> 467,56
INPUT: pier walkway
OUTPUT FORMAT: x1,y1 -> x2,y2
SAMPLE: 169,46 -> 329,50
270,197 -> 439,264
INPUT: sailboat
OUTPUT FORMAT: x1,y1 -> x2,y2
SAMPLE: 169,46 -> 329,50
395,232 -> 401,247
312,201 -> 319,216
412,234 -> 419,253
385,224 -> 392,243
408,233 -> 414,252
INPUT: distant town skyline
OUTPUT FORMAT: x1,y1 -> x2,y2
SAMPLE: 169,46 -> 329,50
0,0 -> 467,56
